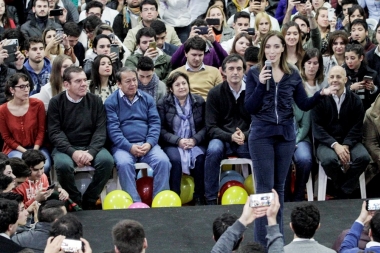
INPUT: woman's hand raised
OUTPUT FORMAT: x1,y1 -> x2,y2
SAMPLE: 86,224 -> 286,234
259,66 -> 271,85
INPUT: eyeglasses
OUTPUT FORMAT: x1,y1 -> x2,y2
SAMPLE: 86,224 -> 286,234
14,84 -> 30,90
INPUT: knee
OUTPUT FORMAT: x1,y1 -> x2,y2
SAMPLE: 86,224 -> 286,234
96,150 -> 114,169
206,140 -> 224,157
53,157 -> 74,173
320,156 -> 339,168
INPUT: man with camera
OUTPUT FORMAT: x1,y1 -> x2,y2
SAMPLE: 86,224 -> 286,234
221,11 -> 251,54
340,201 -> 380,253
125,27 -> 172,83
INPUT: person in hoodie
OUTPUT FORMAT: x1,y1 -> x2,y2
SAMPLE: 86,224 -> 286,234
14,150 -> 68,209
23,37 -> 52,96
125,27 -> 172,83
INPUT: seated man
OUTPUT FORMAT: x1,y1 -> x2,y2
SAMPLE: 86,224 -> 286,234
12,199 -> 67,253
0,192 -> 29,233
14,150 -> 68,209
112,219 -> 148,253
125,27 -> 172,83
0,198 -> 25,252
293,14 -> 321,51
47,66 -> 114,209
150,20 -> 179,57
123,0 -> 181,53
284,204 -> 336,252
170,36 -> 223,101
350,19 -> 376,53
63,22 -> 86,67
24,37 -> 52,95
105,67 -> 170,202
205,55 -> 251,205
136,56 -> 166,103
312,66 -> 370,198
340,201 -> 380,252
170,19 -> 228,70
211,189 -> 283,253
8,158 -> 30,188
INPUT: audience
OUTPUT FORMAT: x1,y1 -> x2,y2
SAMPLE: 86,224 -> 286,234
79,0 -> 118,27
112,0 -> 141,42
12,199 -> 67,253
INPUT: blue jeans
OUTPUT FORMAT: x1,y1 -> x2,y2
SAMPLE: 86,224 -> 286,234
51,147 -> 114,204
204,139 -> 251,201
285,141 -> 314,201
164,146 -> 205,199
249,135 -> 295,247
112,145 -> 171,202
9,147 -> 52,174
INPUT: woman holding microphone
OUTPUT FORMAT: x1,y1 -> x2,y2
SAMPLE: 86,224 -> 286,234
245,31 -> 337,247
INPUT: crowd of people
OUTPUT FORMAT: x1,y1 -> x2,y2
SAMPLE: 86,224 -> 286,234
0,0 -> 380,251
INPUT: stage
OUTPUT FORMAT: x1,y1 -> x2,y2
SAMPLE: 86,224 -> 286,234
74,198 -> 364,253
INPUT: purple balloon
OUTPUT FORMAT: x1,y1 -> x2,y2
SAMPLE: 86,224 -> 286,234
128,202 -> 150,209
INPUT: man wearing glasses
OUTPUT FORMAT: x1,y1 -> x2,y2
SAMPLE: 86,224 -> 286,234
79,0 -> 119,27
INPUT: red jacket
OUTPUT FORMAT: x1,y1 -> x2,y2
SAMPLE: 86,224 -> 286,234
14,173 -> 49,208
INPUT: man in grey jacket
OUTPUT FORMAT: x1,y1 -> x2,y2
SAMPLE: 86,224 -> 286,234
21,0 -> 62,40
284,204 -> 336,253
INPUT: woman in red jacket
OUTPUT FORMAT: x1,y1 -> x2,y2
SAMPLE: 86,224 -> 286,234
0,0 -> 16,31
0,73 -> 51,174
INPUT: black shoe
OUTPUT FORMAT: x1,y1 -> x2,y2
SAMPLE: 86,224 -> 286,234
194,197 -> 205,206
206,199 -> 217,205
82,200 -> 97,210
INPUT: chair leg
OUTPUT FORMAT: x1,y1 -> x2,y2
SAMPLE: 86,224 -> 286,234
359,172 -> 366,199
306,173 -> 313,201
317,162 -> 327,201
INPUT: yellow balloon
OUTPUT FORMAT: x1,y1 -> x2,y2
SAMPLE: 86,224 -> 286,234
180,175 -> 195,204
221,186 -> 248,205
244,175 -> 255,195
152,190 -> 182,208
103,190 -> 133,210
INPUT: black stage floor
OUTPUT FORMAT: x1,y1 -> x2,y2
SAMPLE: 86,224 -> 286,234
74,198 -> 364,253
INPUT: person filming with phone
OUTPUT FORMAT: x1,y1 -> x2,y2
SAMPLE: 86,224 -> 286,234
245,30 -> 338,248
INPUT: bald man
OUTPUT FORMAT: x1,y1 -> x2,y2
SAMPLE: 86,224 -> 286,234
312,66 -> 370,199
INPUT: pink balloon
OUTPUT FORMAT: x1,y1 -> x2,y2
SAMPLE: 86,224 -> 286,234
128,202 -> 150,209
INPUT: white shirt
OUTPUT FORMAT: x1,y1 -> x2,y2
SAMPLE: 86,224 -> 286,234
66,91 -> 83,103
330,88 -> 346,148
79,7 -> 119,26
229,80 -> 246,100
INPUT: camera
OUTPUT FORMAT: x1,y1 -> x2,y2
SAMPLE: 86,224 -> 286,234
249,193 -> 274,207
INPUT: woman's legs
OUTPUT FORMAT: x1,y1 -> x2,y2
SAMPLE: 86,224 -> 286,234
292,141 -> 313,201
249,135 -> 295,247
163,146 -> 182,196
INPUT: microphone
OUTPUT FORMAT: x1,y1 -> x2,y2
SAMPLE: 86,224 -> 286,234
265,60 -> 272,91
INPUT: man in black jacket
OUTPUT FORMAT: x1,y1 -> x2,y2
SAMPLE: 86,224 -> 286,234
312,66 -> 370,198
204,54 -> 251,205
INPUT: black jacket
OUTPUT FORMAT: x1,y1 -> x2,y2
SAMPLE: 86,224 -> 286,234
157,93 -> 206,147
21,15 -> 62,39
163,42 -> 179,57
112,10 -> 132,42
0,65 -> 16,105
344,63 -> 380,110
312,89 -> 364,149
206,81 -> 251,142
0,235 -> 24,253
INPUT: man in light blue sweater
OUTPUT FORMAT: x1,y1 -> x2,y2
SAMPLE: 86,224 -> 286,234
105,67 -> 170,202
284,204 -> 336,253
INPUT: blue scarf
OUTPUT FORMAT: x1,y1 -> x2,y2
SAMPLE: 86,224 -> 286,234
173,95 -> 204,174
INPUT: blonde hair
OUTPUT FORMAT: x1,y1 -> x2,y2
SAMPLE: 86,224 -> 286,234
255,12 -> 272,35
206,5 -> 227,28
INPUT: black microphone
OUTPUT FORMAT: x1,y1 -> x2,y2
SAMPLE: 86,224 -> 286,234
265,60 -> 272,91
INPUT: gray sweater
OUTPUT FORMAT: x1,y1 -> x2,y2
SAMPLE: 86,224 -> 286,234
284,240 -> 336,253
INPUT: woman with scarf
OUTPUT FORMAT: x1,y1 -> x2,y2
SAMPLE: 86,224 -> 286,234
344,43 -> 379,110
157,71 -> 206,205
137,56 -> 166,103
89,54 -> 118,103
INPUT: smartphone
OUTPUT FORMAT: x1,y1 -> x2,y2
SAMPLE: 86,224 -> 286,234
246,28 -> 255,35
366,199 -> 380,211
110,44 -> 119,59
50,8 -> 63,16
3,44 -> 17,54
56,28 -> 64,40
3,53 -> 17,64
46,184 -> 56,191
61,239 -> 82,253
148,41 -> 156,50
328,8 -> 335,21
364,75 -> 373,81
5,38 -> 18,46
206,18 -> 220,26
197,26 -> 209,35
249,193 -> 274,207
108,33 -> 115,42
